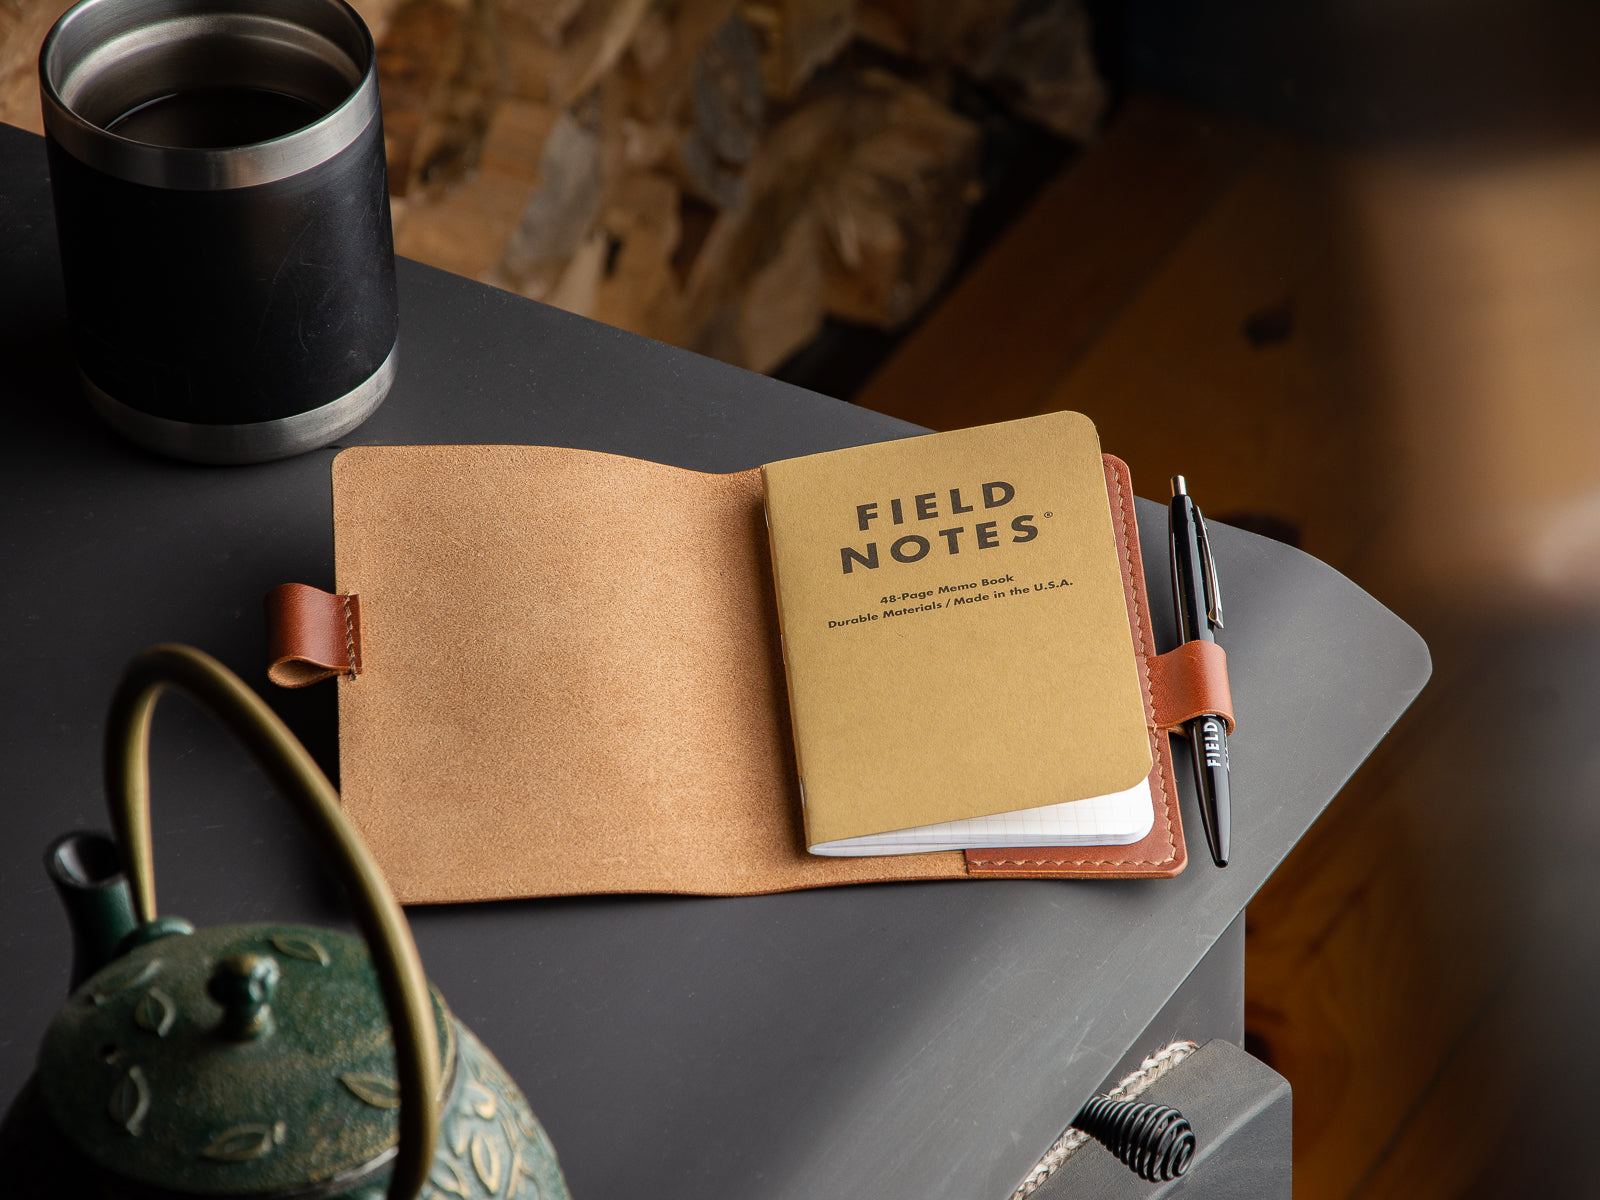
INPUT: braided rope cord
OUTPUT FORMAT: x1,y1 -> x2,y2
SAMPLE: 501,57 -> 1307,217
1011,1040 -> 1200,1199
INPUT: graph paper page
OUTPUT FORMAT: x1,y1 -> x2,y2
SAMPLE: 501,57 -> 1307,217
810,778 -> 1153,856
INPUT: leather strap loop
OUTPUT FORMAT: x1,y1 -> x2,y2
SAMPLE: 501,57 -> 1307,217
265,583 -> 361,688
1148,640 -> 1234,735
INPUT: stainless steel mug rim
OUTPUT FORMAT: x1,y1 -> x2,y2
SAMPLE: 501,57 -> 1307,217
39,0 -> 380,191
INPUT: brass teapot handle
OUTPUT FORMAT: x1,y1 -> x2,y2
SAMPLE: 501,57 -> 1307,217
104,644 -> 439,1200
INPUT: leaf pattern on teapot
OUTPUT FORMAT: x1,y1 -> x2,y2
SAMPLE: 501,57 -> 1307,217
269,933 -> 331,966
420,1025 -> 569,1200
107,1065 -> 150,1136
341,1072 -> 402,1108
466,1081 -> 497,1121
200,1120 -> 286,1162
470,1132 -> 501,1194
133,988 -> 176,1037
430,1158 -> 470,1197
89,959 -> 161,1006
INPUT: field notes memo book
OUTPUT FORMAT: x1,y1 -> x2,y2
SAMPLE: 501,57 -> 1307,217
762,410 -> 1152,854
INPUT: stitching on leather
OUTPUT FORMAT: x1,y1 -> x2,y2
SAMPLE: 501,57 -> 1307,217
1150,649 -> 1171,728
1114,463 -> 1156,737
969,462 -> 1176,871
970,729 -> 1172,867
341,593 -> 359,677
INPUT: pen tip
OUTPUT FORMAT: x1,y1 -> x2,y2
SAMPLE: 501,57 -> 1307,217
1171,475 -> 1187,497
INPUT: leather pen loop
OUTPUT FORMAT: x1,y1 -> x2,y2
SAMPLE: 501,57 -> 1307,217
1148,641 -> 1235,735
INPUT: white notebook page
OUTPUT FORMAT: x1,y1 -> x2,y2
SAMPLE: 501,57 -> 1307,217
809,777 -> 1154,857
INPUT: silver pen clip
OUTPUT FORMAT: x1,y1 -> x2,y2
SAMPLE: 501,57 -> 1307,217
1194,508 -> 1224,629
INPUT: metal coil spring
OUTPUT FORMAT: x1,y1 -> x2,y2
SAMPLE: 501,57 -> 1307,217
1073,1095 -> 1196,1182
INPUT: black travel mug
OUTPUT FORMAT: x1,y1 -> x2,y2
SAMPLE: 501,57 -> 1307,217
38,0 -> 398,464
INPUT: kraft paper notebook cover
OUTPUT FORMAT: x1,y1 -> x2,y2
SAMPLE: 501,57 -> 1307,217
760,414 -> 1152,854
321,415 -> 1192,903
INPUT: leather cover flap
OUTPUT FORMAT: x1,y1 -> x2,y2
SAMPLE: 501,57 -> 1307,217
332,446 -> 969,902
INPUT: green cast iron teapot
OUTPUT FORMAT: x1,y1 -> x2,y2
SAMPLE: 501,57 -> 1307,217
0,645 -> 571,1200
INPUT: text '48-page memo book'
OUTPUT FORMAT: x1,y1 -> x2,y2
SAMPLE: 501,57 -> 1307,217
270,411 -> 1223,902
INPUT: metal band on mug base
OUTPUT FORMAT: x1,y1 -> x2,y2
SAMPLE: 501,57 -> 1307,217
83,341 -> 397,465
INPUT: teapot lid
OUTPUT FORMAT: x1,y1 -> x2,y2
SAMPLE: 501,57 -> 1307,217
38,920 -> 456,1198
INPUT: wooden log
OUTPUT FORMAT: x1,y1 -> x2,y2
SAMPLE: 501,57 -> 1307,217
620,0 -> 740,126
498,108 -> 606,298
853,0 -> 1106,141
427,0 -> 503,189
0,0 -> 73,136
376,0 -> 500,197
680,86 -> 858,341
477,98 -> 561,183
673,131 -> 745,209
375,0 -> 466,196
628,7 -> 674,76
816,165 -> 910,326
662,13 -> 764,210
966,0 -> 1107,142
737,207 -> 825,372
740,0 -> 857,101
618,116 -> 684,171
346,0 -> 406,46
543,226 -> 609,315
392,171 -> 535,281
591,171 -> 689,344
691,14 -> 765,166
503,0 -> 587,45
597,70 -> 632,219
498,0 -> 561,103
545,0 -> 654,108
499,0 -> 648,105
856,0 -> 1013,66
677,67 -> 981,365
851,1 -> 909,56
817,70 -> 980,328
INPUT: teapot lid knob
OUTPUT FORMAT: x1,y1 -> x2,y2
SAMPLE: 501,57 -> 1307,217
207,953 -> 280,1041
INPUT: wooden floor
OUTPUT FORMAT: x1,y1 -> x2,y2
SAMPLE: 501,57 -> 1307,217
858,95 -> 1600,1197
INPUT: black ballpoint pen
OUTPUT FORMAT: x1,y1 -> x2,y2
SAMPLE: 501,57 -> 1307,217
1169,476 -> 1230,868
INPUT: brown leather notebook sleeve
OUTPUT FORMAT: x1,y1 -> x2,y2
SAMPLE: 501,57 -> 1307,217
317,445 -> 1209,902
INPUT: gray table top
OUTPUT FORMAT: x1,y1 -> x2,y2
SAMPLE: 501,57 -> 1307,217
0,121 -> 1429,1200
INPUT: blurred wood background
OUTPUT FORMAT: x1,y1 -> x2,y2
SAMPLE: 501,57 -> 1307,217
1,0 -> 1105,373
10,1 -> 1600,1194
863,90 -> 1600,1199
